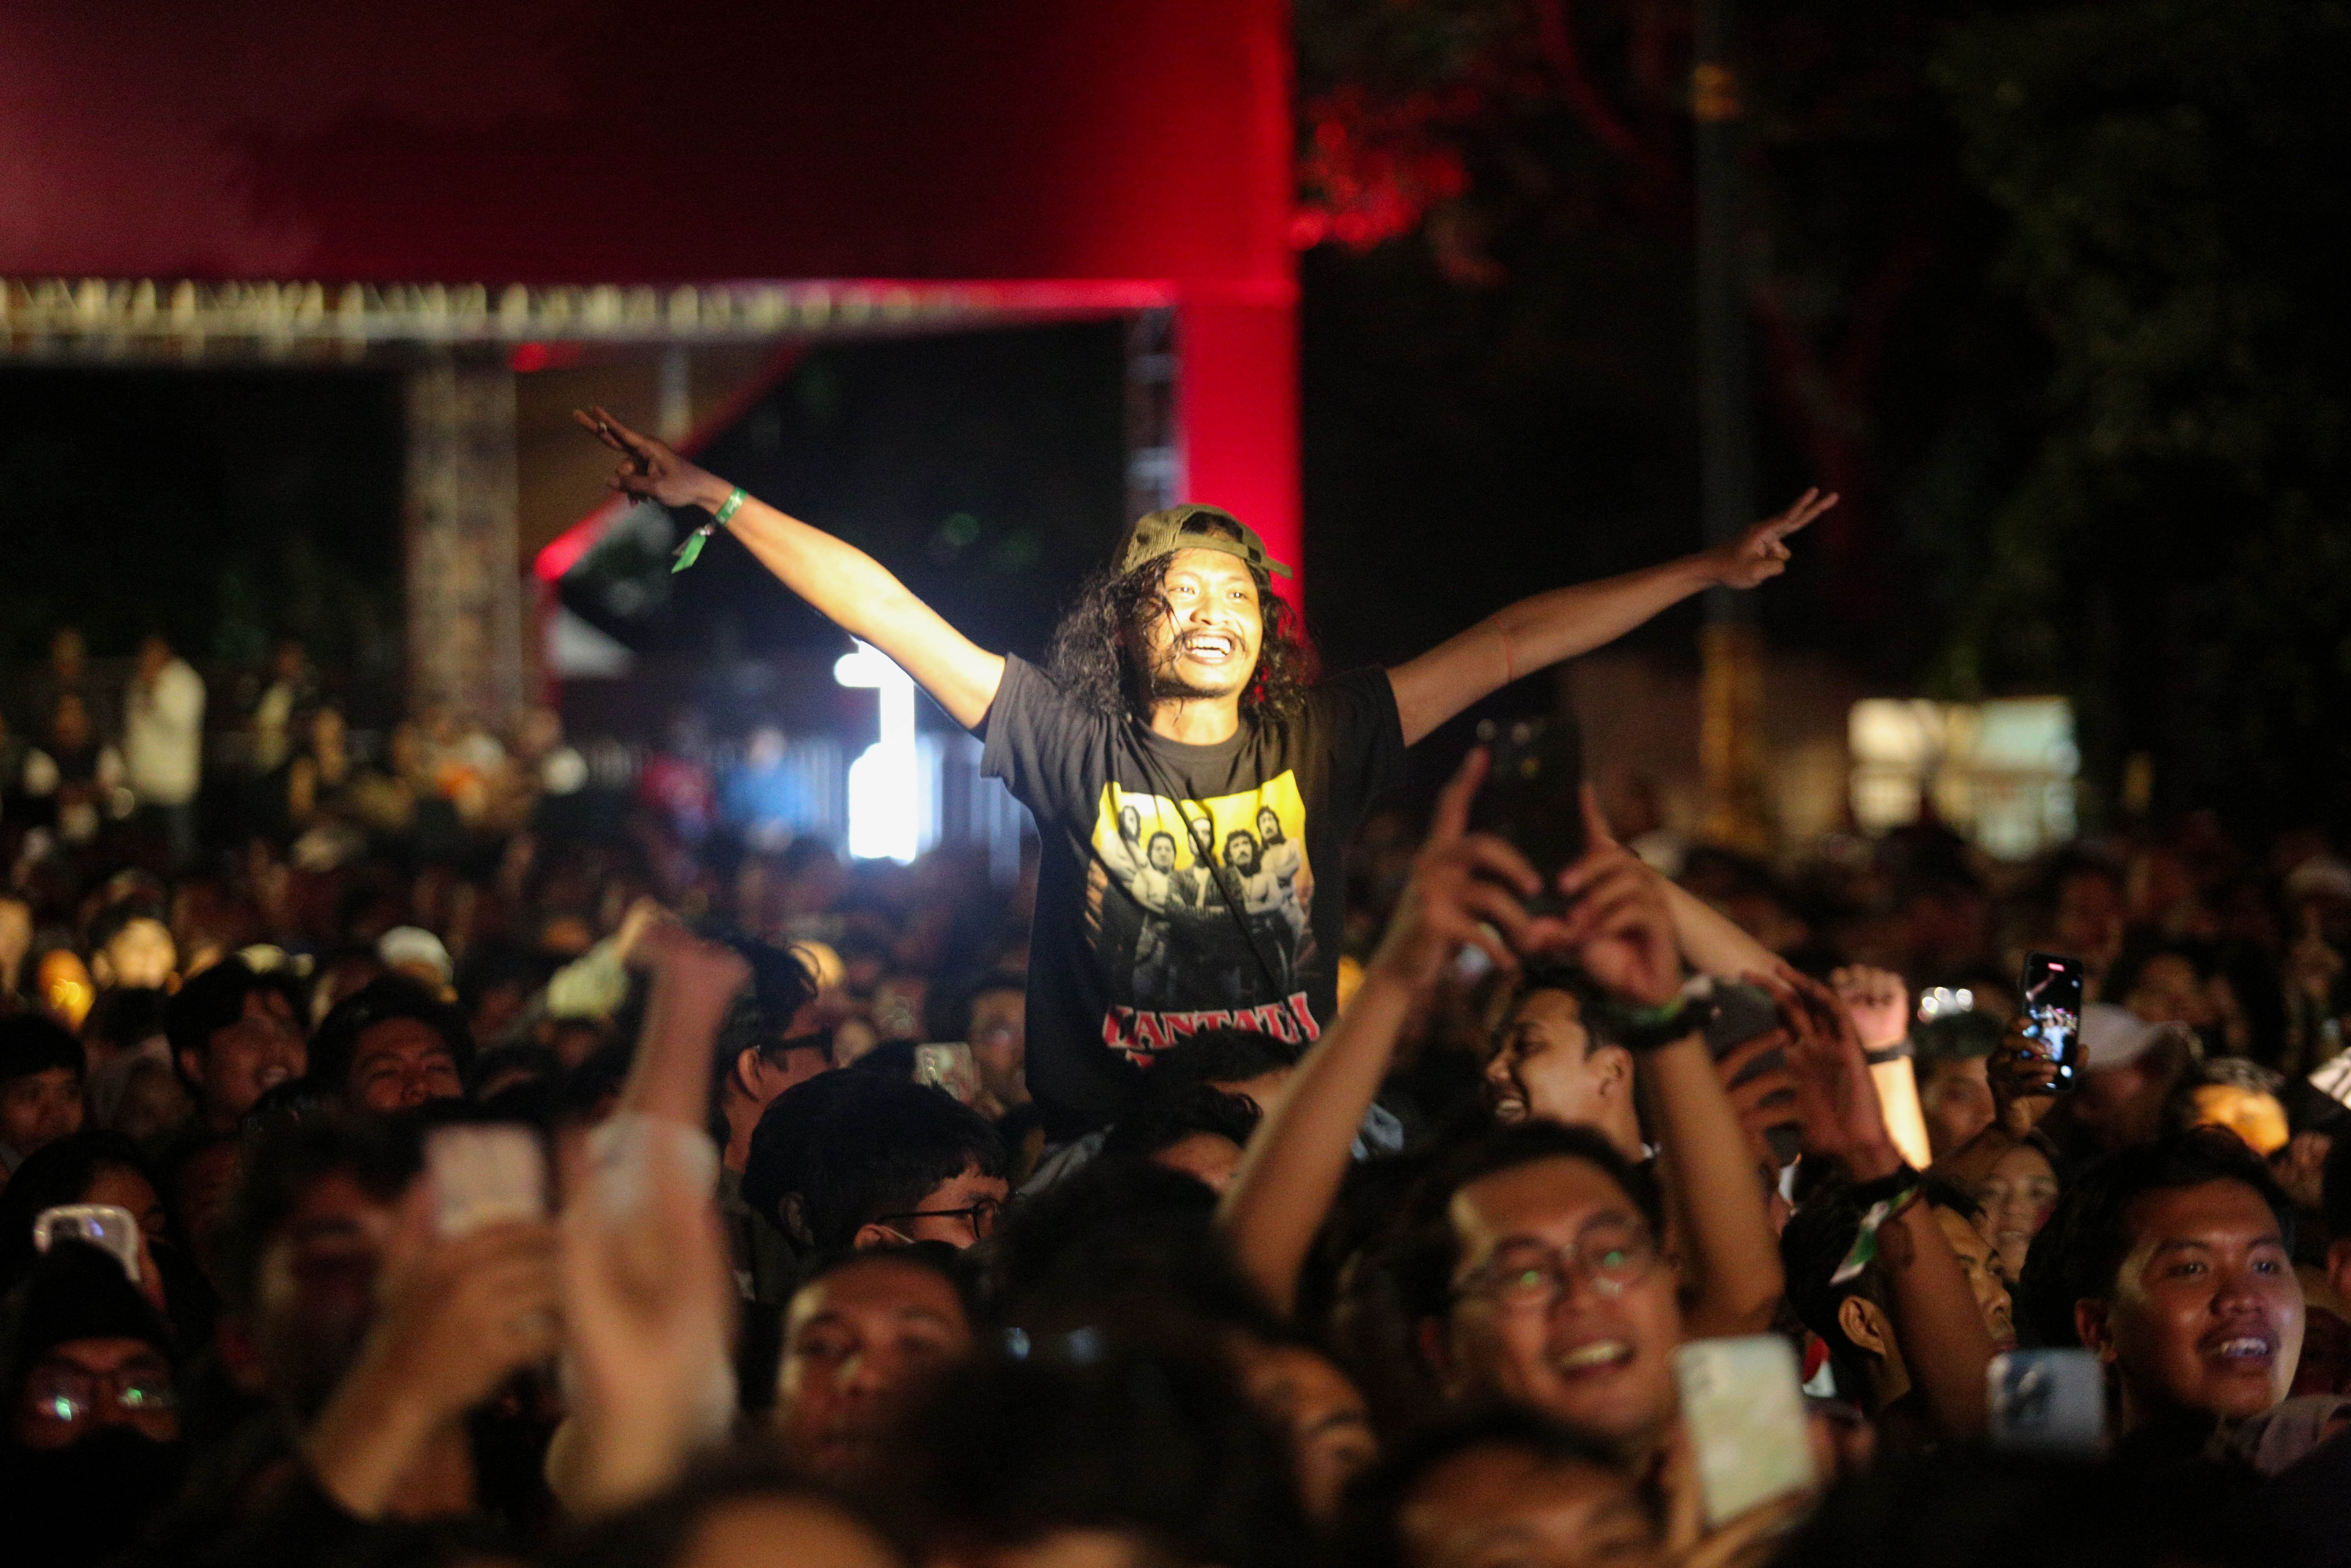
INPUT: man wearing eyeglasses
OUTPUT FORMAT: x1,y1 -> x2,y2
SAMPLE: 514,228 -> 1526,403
745,1071 -> 1008,1256
0,1242 -> 186,1564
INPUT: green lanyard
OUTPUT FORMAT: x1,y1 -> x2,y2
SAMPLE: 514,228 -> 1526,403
671,487 -> 749,572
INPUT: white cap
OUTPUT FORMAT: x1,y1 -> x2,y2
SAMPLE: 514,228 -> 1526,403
2080,1002 -> 2189,1073
2286,856 -> 2351,904
377,925 -> 454,986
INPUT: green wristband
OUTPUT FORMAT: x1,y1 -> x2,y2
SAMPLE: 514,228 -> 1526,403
671,487 -> 748,573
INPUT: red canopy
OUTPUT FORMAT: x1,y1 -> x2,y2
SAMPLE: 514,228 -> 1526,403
0,0 -> 1299,572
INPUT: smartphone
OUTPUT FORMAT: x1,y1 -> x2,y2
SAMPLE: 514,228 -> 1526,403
426,1123 -> 549,1238
1469,715 -> 1587,910
33,1204 -> 143,1285
2019,951 -> 2086,1089
914,1042 -> 980,1105
1672,1335 -> 1819,1529
1988,1349 -> 2106,1456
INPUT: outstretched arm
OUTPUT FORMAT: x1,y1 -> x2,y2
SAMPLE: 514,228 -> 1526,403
1385,491 -> 1835,746
576,408 -> 1006,730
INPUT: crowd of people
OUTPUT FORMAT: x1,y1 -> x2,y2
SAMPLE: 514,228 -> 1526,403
2,412 -> 2349,1568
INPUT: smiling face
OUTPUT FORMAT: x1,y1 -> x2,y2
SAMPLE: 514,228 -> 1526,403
1440,1156 -> 1682,1453
1131,548 -> 1264,704
346,1017 -> 462,1112
185,988 -> 307,1131
1485,990 -> 1633,1154
2083,1178 -> 2302,1427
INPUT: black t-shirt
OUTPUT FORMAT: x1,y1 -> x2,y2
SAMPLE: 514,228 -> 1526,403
982,654 -> 1405,1136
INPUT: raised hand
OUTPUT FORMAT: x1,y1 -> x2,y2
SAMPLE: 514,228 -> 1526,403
1367,748 -> 1560,991
303,1183 -> 562,1517
553,1115 -> 736,1515
1707,488 -> 1837,590
572,405 -> 729,512
1832,965 -> 1910,1052
1756,968 -> 1901,1183
1985,1013 -> 2061,1134
1553,787 -> 1683,1007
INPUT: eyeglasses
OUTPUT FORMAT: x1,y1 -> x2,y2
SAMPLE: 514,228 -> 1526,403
873,1197 -> 1001,1241
1453,1218 -> 1657,1308
22,1364 -> 177,1426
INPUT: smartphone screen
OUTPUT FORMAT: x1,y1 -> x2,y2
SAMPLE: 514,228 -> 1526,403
2020,951 -> 2086,1089
33,1204 -> 144,1285
1467,715 -> 1587,909
426,1124 -> 549,1238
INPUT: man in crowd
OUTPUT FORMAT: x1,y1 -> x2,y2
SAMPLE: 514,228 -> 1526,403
167,959 -> 307,1135
771,1246 -> 975,1479
0,1016 -> 84,1181
307,978 -> 472,1114
744,1071 -> 1006,1254
579,405 -> 1832,1135
2026,1129 -> 2304,1457
122,633 -> 205,869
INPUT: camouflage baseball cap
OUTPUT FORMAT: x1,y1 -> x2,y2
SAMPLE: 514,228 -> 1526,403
1114,504 -> 1293,580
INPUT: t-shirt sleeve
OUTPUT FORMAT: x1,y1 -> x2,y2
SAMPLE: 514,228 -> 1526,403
979,654 -> 1104,821
1310,668 -> 1407,817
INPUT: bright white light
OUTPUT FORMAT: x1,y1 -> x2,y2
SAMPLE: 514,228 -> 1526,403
835,640 -> 921,863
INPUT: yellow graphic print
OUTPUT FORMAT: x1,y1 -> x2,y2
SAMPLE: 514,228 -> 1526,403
1084,774 -> 1319,1063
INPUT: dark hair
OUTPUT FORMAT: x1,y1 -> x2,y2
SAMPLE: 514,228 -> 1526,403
1781,1178 -> 1979,1389
989,1160 -> 1274,1335
1334,1406 -> 1635,1568
2019,1129 -> 2293,1349
165,959 -> 304,1080
211,1113 -> 419,1314
794,1239 -> 984,1328
2105,938 -> 2218,1007
1100,1085 -> 1261,1169
1043,543 -> 1317,725
84,986 -> 171,1051
1151,1027 -> 1301,1096
742,1074 -> 1002,1252
1505,962 -> 1617,1053
1772,1447 -> 2224,1568
0,1130 -> 163,1298
1392,1121 -> 1665,1326
926,973 -> 1025,1045
545,1448 -> 905,1568
0,1013 -> 83,1085
2161,1055 -> 2287,1138
896,1338 -> 1309,1568
706,938 -> 823,1122
307,976 -> 475,1102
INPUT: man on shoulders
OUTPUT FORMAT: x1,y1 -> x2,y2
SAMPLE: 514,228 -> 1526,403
577,407 -> 1832,1136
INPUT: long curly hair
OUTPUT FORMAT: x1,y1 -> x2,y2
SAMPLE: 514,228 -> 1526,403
1044,547 -> 1317,725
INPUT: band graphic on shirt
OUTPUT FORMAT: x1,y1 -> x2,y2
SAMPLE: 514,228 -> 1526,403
1085,775 -> 1317,1064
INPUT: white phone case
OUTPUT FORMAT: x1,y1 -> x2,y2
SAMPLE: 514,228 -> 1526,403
1673,1335 -> 1819,1529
